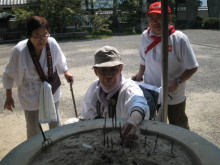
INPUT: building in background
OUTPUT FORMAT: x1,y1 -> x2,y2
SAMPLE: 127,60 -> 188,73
0,0 -> 38,42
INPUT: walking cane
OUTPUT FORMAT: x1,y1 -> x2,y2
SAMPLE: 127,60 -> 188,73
70,83 -> 78,117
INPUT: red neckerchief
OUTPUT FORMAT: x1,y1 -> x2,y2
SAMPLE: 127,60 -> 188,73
145,25 -> 176,54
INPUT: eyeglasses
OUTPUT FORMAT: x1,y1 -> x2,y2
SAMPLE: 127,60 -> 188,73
31,33 -> 50,39
96,67 -> 121,75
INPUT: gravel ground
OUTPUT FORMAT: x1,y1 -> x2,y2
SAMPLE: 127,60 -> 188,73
0,29 -> 220,159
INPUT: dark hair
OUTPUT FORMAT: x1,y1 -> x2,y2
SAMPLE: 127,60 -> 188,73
26,16 -> 50,38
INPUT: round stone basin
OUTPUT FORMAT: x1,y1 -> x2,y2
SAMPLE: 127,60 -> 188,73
1,119 -> 220,165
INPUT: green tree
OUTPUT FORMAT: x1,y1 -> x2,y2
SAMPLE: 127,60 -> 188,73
92,14 -> 112,34
11,7 -> 33,29
12,0 -> 81,33
118,0 -> 142,31
12,7 -> 33,23
111,0 -> 119,28
82,0 -> 113,33
36,0 -> 82,33
207,0 -> 220,18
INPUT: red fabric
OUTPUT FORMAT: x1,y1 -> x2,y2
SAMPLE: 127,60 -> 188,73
144,25 -> 176,54
146,2 -> 171,16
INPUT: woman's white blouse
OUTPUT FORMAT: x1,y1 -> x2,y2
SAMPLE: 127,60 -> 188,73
2,37 -> 68,110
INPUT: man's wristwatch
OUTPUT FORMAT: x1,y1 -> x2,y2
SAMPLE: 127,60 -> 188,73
175,77 -> 182,84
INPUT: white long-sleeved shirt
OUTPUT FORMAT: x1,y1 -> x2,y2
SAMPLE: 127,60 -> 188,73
81,78 -> 150,120
2,37 -> 68,110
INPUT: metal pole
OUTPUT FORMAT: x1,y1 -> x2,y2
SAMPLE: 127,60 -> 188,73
161,0 -> 168,123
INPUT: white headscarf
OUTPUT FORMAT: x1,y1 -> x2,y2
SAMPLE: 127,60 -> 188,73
97,74 -> 124,116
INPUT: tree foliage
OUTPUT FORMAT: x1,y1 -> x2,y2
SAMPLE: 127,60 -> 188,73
203,17 -> 219,29
37,0 -> 82,33
207,0 -> 220,18
118,0 -> 142,28
12,7 -> 33,22
92,14 -> 112,34
12,0 -> 81,33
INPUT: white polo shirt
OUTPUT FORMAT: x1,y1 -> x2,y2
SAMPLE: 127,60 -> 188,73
139,29 -> 199,104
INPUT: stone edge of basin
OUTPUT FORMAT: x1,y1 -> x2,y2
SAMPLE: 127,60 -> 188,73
1,119 -> 220,165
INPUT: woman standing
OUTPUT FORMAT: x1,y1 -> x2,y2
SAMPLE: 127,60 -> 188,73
2,16 -> 74,139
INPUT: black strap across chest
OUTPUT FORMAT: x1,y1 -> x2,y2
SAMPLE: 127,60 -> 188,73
27,40 -> 53,83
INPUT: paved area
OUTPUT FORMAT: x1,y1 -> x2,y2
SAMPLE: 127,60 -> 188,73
0,29 -> 219,159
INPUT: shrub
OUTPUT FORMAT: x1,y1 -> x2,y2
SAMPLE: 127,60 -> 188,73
195,16 -> 203,29
203,17 -> 219,29
92,15 -> 112,35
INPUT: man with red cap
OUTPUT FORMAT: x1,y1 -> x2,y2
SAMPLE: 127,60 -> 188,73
133,2 -> 199,129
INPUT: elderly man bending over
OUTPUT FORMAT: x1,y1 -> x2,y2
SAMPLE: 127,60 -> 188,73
81,46 -> 149,141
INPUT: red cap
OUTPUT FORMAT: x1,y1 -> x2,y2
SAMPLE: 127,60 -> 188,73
146,2 -> 171,16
